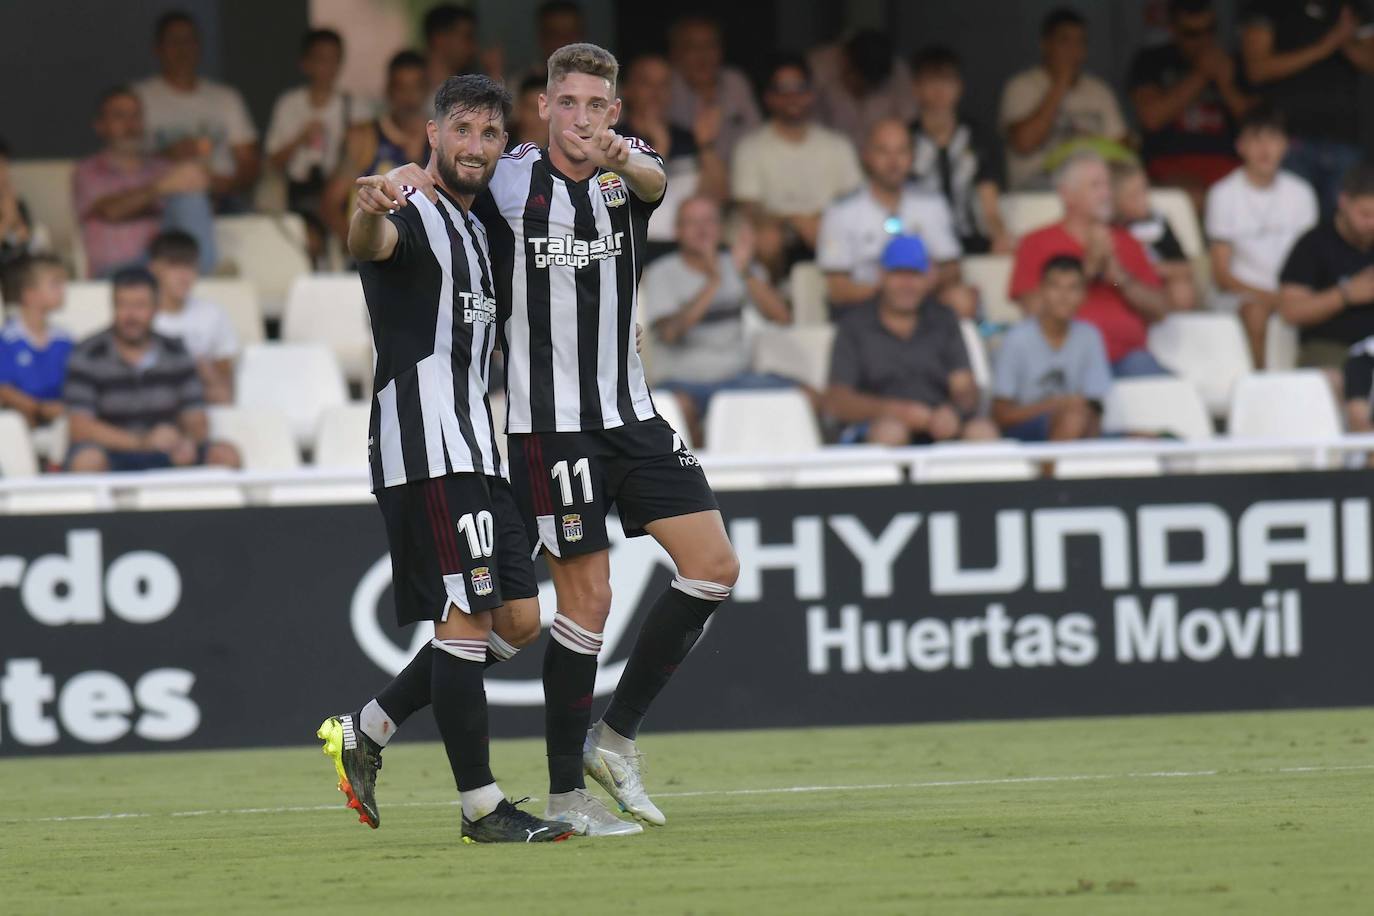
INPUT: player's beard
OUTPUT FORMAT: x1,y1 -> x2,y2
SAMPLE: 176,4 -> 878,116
436,142 -> 492,197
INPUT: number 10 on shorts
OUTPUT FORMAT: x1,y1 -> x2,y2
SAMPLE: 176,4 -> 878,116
457,510 -> 495,557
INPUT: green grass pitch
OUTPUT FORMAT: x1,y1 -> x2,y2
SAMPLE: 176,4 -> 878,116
2,708 -> 1371,914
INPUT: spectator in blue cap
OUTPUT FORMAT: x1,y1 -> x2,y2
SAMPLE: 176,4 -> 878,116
826,235 -> 997,444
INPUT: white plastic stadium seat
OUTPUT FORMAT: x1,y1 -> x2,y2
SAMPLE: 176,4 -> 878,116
235,343 -> 348,450
1002,191 -> 1062,238
0,410 -> 39,477
652,390 -> 693,450
1147,313 -> 1253,417
193,278 -> 265,345
1102,377 -> 1214,440
208,406 -> 302,471
1148,187 -> 1204,259
1265,313 -> 1299,371
1229,370 -> 1341,438
961,254 -> 1020,325
915,441 -> 1037,483
787,261 -> 828,325
314,404 -> 371,469
50,281 -> 112,341
282,273 -> 372,383
214,213 -> 311,319
751,325 -> 836,390
702,389 -> 821,455
10,159 -> 83,273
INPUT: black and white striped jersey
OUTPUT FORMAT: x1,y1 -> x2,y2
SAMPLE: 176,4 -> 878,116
359,186 -> 502,491
475,142 -> 662,434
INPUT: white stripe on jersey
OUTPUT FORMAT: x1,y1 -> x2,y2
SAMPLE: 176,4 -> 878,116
439,195 -> 499,476
506,208 -> 534,435
547,186 -> 582,429
377,379 -> 405,486
593,189 -> 624,422
621,200 -> 657,425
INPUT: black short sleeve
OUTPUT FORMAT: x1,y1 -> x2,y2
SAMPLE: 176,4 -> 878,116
969,120 -> 1006,189
1155,220 -> 1186,262
1279,228 -> 1322,288
377,200 -> 423,268
1344,344 -> 1374,402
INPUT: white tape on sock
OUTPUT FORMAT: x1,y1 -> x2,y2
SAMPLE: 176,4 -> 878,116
431,637 -> 487,664
551,612 -> 603,656
487,632 -> 520,662
671,575 -> 732,602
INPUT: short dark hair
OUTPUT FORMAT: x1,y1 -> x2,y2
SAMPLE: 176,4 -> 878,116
300,28 -> 342,56
148,229 -> 200,265
1041,254 -> 1086,280
433,73 -> 512,126
912,44 -> 961,79
538,1 -> 581,22
423,4 -> 476,43
0,136 -> 10,160
1342,161 -> 1374,199
766,52 -> 811,88
1238,101 -> 1286,137
97,85 -> 138,113
518,73 -> 546,97
1168,0 -> 1213,17
1042,7 -> 1087,37
388,49 -> 427,80
112,266 -> 158,297
9,254 -> 66,300
154,9 -> 196,43
843,29 -> 894,89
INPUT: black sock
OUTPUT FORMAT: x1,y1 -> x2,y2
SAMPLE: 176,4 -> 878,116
431,641 -> 494,792
374,643 -> 433,727
374,638 -> 513,728
602,583 -> 720,740
543,615 -> 602,793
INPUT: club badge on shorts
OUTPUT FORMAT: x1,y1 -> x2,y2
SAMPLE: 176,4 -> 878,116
598,172 -> 627,208
470,566 -> 494,597
562,513 -> 584,543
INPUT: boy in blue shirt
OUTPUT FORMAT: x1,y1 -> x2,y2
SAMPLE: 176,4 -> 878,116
0,254 -> 73,427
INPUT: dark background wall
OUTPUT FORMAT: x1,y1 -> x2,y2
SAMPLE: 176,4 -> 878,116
1,0 -> 1367,159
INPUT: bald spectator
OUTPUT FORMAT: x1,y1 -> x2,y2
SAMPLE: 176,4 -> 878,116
808,29 -> 917,146
827,236 -> 997,445
733,54 -> 863,279
818,119 -> 977,319
75,86 -> 216,278
999,7 -> 1129,190
1010,152 -> 1174,377
667,14 -> 762,163
134,11 -> 259,209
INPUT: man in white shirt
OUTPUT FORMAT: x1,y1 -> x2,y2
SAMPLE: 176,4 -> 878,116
817,118 -> 977,318
732,54 -> 864,279
147,230 -> 239,404
266,29 -> 365,256
134,12 -> 259,209
1206,103 -> 1319,367
667,15 -> 762,163
998,8 -> 1129,190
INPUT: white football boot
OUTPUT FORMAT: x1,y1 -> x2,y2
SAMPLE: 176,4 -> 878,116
543,787 -> 643,836
583,723 -> 666,826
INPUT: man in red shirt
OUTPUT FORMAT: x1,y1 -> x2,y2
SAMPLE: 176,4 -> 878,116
1009,150 -> 1179,376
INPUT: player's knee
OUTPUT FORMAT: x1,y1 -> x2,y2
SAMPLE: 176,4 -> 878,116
501,613 -> 541,647
679,545 -> 739,591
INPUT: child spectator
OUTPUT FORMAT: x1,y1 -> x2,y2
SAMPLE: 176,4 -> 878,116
1112,161 -> 1200,311
0,254 -> 72,429
992,255 -> 1111,441
147,230 -> 239,404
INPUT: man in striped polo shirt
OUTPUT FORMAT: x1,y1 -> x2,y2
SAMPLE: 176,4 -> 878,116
63,267 -> 240,473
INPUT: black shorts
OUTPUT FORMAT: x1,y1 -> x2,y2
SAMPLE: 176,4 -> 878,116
508,414 -> 719,558
374,473 -> 538,626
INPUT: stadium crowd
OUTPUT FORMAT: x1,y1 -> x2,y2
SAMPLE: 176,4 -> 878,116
2,0 -> 1374,476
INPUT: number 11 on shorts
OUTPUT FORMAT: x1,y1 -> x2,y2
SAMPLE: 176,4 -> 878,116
551,458 -> 593,506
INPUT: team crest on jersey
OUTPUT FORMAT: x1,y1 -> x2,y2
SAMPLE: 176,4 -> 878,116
470,566 -> 494,597
597,172 -> 627,208
562,514 -> 584,543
